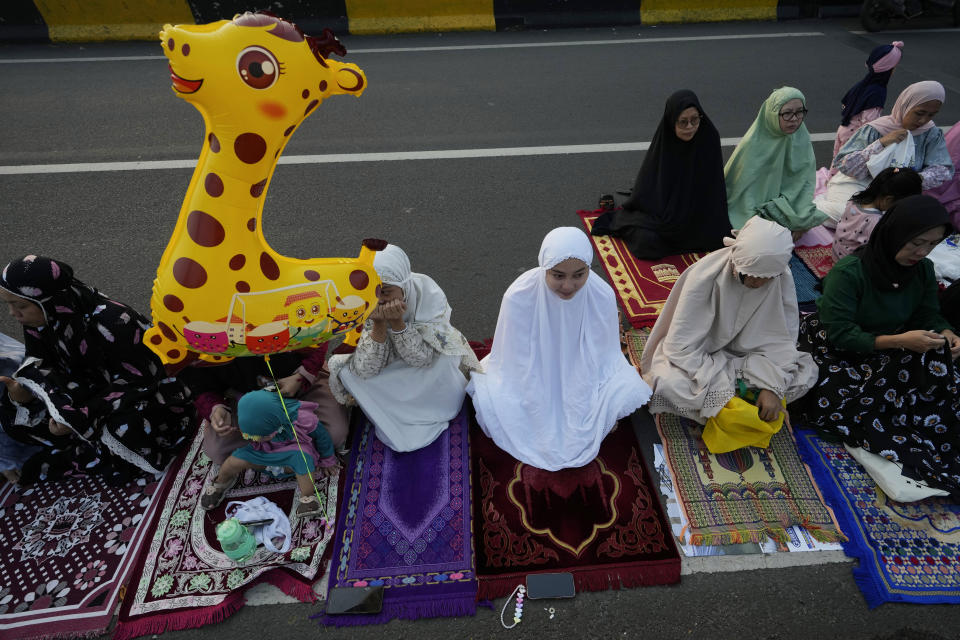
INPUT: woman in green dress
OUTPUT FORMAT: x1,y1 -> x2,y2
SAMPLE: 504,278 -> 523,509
798,194 -> 960,496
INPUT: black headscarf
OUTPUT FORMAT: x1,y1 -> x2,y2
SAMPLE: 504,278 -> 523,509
614,90 -> 730,253
839,43 -> 898,126
854,195 -> 952,291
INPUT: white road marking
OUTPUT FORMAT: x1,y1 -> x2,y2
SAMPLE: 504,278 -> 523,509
849,27 -> 960,34
0,31 -> 824,64
0,133 -> 839,176
347,31 -> 825,53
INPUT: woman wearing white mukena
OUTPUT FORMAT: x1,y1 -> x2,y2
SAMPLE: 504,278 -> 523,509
328,244 -> 480,452
467,227 -> 651,471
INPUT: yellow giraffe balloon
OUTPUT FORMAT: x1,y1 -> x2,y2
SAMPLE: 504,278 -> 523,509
145,12 -> 382,366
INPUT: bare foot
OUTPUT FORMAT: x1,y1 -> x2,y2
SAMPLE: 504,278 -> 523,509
2,468 -> 21,484
317,465 -> 341,479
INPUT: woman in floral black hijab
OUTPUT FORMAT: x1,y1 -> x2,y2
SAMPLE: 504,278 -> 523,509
0,255 -> 195,484
798,196 -> 960,497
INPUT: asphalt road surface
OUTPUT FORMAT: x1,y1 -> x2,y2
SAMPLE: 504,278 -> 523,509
1,15 -> 960,640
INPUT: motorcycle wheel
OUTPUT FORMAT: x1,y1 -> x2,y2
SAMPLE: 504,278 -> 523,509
860,0 -> 892,31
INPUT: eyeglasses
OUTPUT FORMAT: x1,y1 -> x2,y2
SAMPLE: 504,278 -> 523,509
779,108 -> 808,122
676,116 -> 701,129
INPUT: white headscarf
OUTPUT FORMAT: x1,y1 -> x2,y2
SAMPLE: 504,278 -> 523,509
467,227 -> 651,471
373,245 -> 479,368
641,217 -> 818,422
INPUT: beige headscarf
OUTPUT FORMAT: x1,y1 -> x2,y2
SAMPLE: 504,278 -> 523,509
640,217 -> 818,422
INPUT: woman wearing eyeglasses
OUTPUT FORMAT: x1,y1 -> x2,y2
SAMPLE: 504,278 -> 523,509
816,81 -> 953,225
724,87 -> 826,237
591,90 -> 730,259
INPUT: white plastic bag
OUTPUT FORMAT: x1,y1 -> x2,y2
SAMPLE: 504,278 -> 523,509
225,497 -> 292,553
928,233 -> 960,283
865,134 -> 915,178
844,444 -> 948,502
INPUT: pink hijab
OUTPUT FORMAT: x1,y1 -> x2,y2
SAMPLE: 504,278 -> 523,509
868,80 -> 945,136
870,41 -> 903,73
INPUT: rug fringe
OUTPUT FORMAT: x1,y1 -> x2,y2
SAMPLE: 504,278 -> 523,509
477,575 -> 524,601
112,591 -> 247,640
258,568 -> 318,603
17,628 -> 105,640
311,595 -> 476,627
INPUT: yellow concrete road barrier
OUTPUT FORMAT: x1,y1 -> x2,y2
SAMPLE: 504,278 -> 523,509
641,0 -> 778,24
34,0 -> 195,42
345,0 -> 496,34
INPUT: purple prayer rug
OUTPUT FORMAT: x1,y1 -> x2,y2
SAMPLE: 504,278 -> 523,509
0,470 -> 173,640
317,406 -> 476,626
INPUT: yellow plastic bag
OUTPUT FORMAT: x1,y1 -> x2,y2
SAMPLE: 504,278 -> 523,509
702,396 -> 786,454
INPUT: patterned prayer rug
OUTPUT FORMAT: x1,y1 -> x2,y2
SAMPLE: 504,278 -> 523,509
656,413 -> 845,548
795,430 -> 960,607
793,243 -> 835,279
472,418 -> 680,599
578,209 -> 707,328
624,327 -> 649,373
317,406 -> 476,627
0,470 -> 173,640
113,426 -> 337,639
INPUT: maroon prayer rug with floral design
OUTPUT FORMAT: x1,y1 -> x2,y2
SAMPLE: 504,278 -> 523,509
0,471 -> 172,640
112,426 -> 338,639
471,419 -> 680,599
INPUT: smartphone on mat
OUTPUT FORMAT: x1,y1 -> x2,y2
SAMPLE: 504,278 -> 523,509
526,572 -> 575,599
325,586 -> 385,615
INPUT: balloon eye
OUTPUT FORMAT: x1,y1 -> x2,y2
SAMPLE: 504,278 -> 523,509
237,47 -> 279,89
311,305 -> 320,314
296,307 -> 306,318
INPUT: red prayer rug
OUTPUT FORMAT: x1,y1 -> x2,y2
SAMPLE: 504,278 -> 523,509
0,471 -> 174,640
113,427 -> 338,639
578,209 -> 707,328
793,243 -> 835,279
471,418 -> 680,599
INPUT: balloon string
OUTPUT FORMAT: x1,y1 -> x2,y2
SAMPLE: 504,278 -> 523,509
263,354 -> 328,515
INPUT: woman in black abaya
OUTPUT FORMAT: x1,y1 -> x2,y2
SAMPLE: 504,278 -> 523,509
592,90 -> 730,259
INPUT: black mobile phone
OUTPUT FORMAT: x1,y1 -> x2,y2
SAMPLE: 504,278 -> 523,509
238,518 -> 272,528
526,572 -> 575,599
325,586 -> 385,615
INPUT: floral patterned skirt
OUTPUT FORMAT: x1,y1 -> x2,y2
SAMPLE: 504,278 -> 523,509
798,313 -> 960,495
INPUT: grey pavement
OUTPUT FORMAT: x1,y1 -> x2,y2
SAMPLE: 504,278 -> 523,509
2,16 -> 960,640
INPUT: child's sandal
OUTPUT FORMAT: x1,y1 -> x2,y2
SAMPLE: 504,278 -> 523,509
200,476 -> 237,510
295,494 -> 323,519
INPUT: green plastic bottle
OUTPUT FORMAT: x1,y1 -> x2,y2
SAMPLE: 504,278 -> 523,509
216,517 -> 257,563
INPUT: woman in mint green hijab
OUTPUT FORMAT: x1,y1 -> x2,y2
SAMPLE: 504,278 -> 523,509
725,87 -> 826,235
